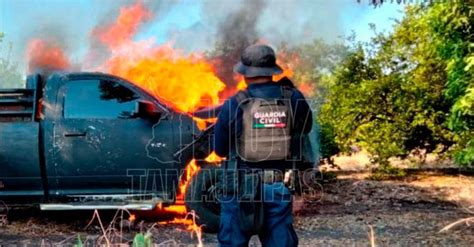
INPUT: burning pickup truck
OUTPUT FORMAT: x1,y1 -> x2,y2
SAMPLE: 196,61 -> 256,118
0,72 -> 221,230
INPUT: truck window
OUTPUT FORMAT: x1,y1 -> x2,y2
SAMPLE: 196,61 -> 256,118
64,80 -> 140,119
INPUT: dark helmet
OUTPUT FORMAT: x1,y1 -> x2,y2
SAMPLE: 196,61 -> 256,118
233,44 -> 283,78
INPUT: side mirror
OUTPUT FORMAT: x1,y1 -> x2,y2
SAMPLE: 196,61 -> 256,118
136,100 -> 162,119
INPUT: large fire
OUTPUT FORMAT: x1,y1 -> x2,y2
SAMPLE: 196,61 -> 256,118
92,0 -> 151,49
25,0 -> 310,111
88,0 -> 226,113
25,1 -> 226,231
110,56 -> 225,113
24,0 -> 307,233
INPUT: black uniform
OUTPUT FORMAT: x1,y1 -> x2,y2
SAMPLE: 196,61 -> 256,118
214,44 -> 312,247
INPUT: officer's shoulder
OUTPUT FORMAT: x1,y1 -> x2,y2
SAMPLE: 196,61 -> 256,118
286,86 -> 305,99
231,89 -> 251,104
278,85 -> 300,97
221,94 -> 240,109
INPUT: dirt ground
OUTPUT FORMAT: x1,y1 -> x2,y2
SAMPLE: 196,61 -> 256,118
0,170 -> 473,246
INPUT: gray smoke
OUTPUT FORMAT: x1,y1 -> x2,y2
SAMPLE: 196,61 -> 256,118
4,0 -> 369,75
256,0 -> 349,44
169,0 -> 355,87
16,12 -> 80,72
172,0 -> 353,52
208,0 -> 266,88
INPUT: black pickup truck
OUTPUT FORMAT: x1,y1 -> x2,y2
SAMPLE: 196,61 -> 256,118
0,72 -> 220,228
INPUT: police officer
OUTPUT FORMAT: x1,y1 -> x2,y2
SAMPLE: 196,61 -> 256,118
214,44 -> 312,247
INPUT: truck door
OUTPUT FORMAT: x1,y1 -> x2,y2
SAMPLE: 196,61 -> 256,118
51,78 -> 176,197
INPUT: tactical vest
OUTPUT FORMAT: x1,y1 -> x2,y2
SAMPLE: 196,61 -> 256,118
235,86 -> 294,162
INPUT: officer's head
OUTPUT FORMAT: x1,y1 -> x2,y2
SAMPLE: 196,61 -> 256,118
234,44 -> 283,83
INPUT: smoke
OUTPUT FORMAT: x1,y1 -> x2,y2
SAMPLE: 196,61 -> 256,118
27,39 -> 70,73
207,0 -> 266,89
169,0 -> 352,88
10,0 -> 359,75
171,0 -> 351,50
85,0 -> 179,70
18,15 -> 78,72
213,0 -> 264,50
10,0 -> 178,73
256,0 -> 348,44
85,0 -> 152,70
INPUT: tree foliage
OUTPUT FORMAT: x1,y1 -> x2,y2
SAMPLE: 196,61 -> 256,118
319,2 -> 473,166
0,33 -> 23,88
428,2 -> 474,165
278,40 -> 349,89
277,40 -> 349,162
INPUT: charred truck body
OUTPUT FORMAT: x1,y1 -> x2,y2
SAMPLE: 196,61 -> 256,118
0,72 -> 216,213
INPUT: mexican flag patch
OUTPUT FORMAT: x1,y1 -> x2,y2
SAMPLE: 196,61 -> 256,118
252,111 -> 288,128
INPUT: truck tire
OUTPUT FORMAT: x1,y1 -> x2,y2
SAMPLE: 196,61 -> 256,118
184,164 -> 221,233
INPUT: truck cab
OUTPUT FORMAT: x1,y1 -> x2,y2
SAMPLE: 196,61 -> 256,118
0,72 -> 199,209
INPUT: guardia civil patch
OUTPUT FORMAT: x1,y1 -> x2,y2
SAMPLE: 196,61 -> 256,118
252,111 -> 288,128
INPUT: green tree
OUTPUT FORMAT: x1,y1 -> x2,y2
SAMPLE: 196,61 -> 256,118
320,2 -> 473,168
426,2 -> 474,165
277,40 -> 349,162
278,40 -> 349,92
0,33 -> 23,88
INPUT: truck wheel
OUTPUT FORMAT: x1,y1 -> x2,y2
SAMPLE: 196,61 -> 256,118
184,164 -> 221,233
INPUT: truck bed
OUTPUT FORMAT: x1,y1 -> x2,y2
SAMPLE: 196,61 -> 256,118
0,75 -> 42,122
0,88 -> 36,122
0,122 -> 43,201
0,75 -> 44,202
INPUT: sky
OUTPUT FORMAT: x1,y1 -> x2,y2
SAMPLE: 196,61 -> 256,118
0,0 -> 405,74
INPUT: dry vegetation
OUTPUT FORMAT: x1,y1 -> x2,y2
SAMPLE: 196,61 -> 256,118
1,167 -> 473,246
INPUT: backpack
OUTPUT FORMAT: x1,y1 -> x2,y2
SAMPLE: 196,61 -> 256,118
235,86 -> 294,162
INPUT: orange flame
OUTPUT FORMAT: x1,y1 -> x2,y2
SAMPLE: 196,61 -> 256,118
177,159 -> 200,198
205,151 -> 224,163
174,152 -> 222,204
26,39 -> 70,73
90,1 -> 226,113
24,0 -> 312,236
163,205 -> 188,215
110,56 -> 226,113
297,82 -> 315,97
192,116 -> 217,130
236,78 -> 247,91
162,152 -> 222,233
93,0 -> 151,49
